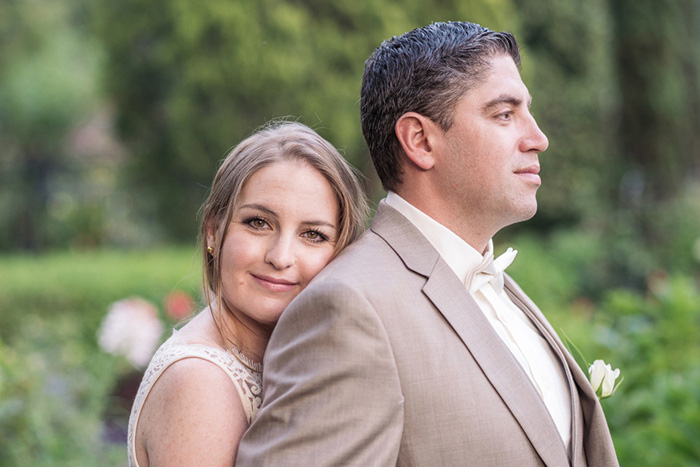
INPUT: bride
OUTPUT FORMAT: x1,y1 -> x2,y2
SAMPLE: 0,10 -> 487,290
127,121 -> 368,466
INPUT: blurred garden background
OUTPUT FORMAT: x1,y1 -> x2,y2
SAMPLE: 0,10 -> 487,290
1,0 -> 699,465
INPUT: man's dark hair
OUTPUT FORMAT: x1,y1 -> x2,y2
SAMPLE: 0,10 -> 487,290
360,21 -> 520,191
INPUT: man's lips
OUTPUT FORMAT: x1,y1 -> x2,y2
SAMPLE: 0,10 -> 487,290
515,165 -> 541,185
251,274 -> 298,292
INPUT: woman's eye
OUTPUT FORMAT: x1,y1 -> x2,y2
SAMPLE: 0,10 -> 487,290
303,230 -> 328,242
246,218 -> 269,229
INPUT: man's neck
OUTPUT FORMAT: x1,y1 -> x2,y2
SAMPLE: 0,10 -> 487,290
391,189 -> 494,254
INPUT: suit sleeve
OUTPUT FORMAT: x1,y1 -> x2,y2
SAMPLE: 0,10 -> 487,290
236,280 -> 404,466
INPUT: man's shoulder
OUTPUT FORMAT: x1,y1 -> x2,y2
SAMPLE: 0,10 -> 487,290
318,229 -> 399,279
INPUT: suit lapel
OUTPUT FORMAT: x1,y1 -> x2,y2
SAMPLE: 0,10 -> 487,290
505,277 -> 583,465
506,275 -> 598,402
371,203 -> 570,466
504,275 -> 591,397
506,277 -> 612,467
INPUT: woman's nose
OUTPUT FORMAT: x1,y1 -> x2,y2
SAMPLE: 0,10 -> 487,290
264,235 -> 296,269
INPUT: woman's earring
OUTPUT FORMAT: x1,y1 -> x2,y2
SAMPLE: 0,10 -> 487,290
207,246 -> 214,254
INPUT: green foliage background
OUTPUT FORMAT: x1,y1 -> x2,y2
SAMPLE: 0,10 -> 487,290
1,0 -> 700,464
0,248 -> 201,465
91,0 -> 519,239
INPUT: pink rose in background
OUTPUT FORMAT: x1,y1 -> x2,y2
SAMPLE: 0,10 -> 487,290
97,297 -> 164,369
164,290 -> 196,320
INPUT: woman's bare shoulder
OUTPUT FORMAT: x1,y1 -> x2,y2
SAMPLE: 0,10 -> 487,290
136,357 -> 249,466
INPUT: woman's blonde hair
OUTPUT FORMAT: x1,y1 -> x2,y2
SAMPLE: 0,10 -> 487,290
200,120 -> 369,355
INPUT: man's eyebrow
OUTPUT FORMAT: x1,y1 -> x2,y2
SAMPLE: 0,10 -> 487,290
481,94 -> 533,112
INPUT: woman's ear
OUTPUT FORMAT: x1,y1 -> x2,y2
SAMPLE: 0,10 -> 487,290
395,112 -> 437,171
205,217 -> 216,250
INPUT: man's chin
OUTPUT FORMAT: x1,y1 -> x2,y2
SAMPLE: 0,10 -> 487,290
502,202 -> 538,228
523,204 -> 538,221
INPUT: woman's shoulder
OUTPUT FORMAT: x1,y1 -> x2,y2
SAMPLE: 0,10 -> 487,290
128,332 -> 264,464
148,353 -> 244,408
133,350 -> 250,465
145,333 -> 262,408
161,334 -> 261,380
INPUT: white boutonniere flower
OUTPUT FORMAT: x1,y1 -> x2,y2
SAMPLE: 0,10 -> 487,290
562,331 -> 623,401
588,359 -> 623,400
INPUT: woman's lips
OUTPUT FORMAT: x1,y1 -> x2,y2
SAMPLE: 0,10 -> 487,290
251,274 -> 298,292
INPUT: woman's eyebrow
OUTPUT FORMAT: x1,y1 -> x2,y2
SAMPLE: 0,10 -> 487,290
239,204 -> 277,216
302,220 -> 337,230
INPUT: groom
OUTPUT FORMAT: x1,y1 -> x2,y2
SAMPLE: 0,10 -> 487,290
237,21 -> 618,466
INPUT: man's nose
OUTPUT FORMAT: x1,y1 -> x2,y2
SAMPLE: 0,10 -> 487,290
522,115 -> 549,153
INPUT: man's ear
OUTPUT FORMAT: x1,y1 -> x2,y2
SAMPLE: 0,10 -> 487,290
395,112 -> 438,171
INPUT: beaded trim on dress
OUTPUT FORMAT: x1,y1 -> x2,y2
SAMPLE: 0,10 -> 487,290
126,330 -> 263,467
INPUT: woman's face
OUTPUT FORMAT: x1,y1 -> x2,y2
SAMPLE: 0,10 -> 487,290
215,160 -> 339,328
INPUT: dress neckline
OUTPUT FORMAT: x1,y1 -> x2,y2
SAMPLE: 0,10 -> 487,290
228,345 -> 263,373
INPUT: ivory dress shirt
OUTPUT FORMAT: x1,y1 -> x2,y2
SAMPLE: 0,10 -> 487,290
386,192 -> 572,449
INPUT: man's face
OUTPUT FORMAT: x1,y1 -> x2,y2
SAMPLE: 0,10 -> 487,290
432,54 -> 549,235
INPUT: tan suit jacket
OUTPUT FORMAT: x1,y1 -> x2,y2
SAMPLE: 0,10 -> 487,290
237,202 -> 618,466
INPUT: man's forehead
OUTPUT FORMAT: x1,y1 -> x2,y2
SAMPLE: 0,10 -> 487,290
460,56 -> 530,105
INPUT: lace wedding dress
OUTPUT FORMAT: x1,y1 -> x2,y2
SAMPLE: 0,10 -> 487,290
127,330 -> 263,466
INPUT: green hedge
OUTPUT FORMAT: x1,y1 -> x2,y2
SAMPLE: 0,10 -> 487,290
0,246 -> 200,466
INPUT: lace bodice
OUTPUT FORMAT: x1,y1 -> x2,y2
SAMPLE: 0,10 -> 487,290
127,330 -> 263,466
